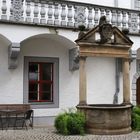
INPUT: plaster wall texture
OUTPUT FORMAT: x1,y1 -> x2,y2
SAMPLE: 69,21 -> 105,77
86,57 -> 116,104
21,38 -> 79,117
0,20 -> 138,118
0,35 -> 125,117
0,24 -> 78,43
0,24 -> 138,51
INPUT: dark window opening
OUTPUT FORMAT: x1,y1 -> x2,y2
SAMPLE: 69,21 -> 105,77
28,62 -> 53,103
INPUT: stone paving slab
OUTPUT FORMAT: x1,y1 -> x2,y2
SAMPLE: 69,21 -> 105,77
0,127 -> 140,140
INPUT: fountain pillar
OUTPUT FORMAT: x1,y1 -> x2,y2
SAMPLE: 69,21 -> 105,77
79,56 -> 87,105
123,58 -> 130,104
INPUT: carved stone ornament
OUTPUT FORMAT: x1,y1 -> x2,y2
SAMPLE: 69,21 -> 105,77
12,0 -> 23,21
99,16 -> 113,44
69,47 -> 79,71
8,42 -> 20,69
77,6 -> 86,26
129,13 -> 139,33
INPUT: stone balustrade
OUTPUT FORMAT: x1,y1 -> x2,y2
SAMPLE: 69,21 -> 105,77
0,0 -> 140,34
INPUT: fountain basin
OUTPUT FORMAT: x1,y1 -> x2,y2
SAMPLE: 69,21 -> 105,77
77,104 -> 132,135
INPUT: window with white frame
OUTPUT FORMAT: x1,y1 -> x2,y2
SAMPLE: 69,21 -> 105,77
24,57 -> 59,108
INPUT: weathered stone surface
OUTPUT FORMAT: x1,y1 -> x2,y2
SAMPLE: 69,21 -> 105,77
77,104 -> 132,135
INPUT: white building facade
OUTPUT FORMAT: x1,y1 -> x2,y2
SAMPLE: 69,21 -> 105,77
0,0 -> 140,126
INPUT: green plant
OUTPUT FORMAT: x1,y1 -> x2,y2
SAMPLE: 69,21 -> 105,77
131,106 -> 140,131
55,109 -> 86,135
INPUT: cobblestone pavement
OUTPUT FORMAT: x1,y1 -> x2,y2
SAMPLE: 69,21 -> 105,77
0,127 -> 140,140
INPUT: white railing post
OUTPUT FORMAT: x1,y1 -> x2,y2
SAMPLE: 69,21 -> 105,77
122,11 -> 127,29
67,4 -> 73,27
33,0 -> 39,23
61,3 -> 66,26
94,8 -> 99,26
106,9 -> 111,23
26,0 -> 31,23
111,10 -> 117,26
100,8 -> 105,17
40,0 -> 46,24
9,0 -> 13,21
54,2 -> 59,25
88,7 -> 93,29
47,1 -> 54,25
117,10 -> 122,29
1,0 -> 7,20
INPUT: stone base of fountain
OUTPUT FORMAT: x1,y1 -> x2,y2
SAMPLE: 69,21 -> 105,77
77,104 -> 132,135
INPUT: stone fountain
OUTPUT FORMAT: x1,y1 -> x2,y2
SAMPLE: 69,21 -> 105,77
75,16 -> 133,135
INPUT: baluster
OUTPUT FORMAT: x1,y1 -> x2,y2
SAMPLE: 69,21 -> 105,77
117,10 -> 122,29
67,5 -> 73,27
47,1 -> 54,25
54,2 -> 59,25
40,0 -> 46,24
61,3 -> 66,26
74,6 -> 78,28
105,9 -> 110,23
9,0 -> 13,21
111,10 -> 117,26
100,8 -> 105,17
94,8 -> 99,27
128,12 -> 131,31
122,11 -> 127,29
88,7 -> 93,29
26,0 -> 31,23
33,0 -> 39,23
1,0 -> 7,20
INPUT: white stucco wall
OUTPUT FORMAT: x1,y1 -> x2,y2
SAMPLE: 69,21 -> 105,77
0,31 -> 124,118
86,57 -> 116,104
0,19 -> 139,121
20,38 -> 79,116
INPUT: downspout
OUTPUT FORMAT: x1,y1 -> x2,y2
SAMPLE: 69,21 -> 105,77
113,58 -> 121,104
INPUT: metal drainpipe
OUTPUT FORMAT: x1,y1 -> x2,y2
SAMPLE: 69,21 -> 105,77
113,58 -> 120,104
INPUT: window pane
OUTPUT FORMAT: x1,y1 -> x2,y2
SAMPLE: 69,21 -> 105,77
29,83 -> 38,101
29,63 -> 38,80
42,63 -> 52,80
29,83 -> 38,91
29,92 -> 38,101
40,83 -> 52,101
41,92 -> 52,101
